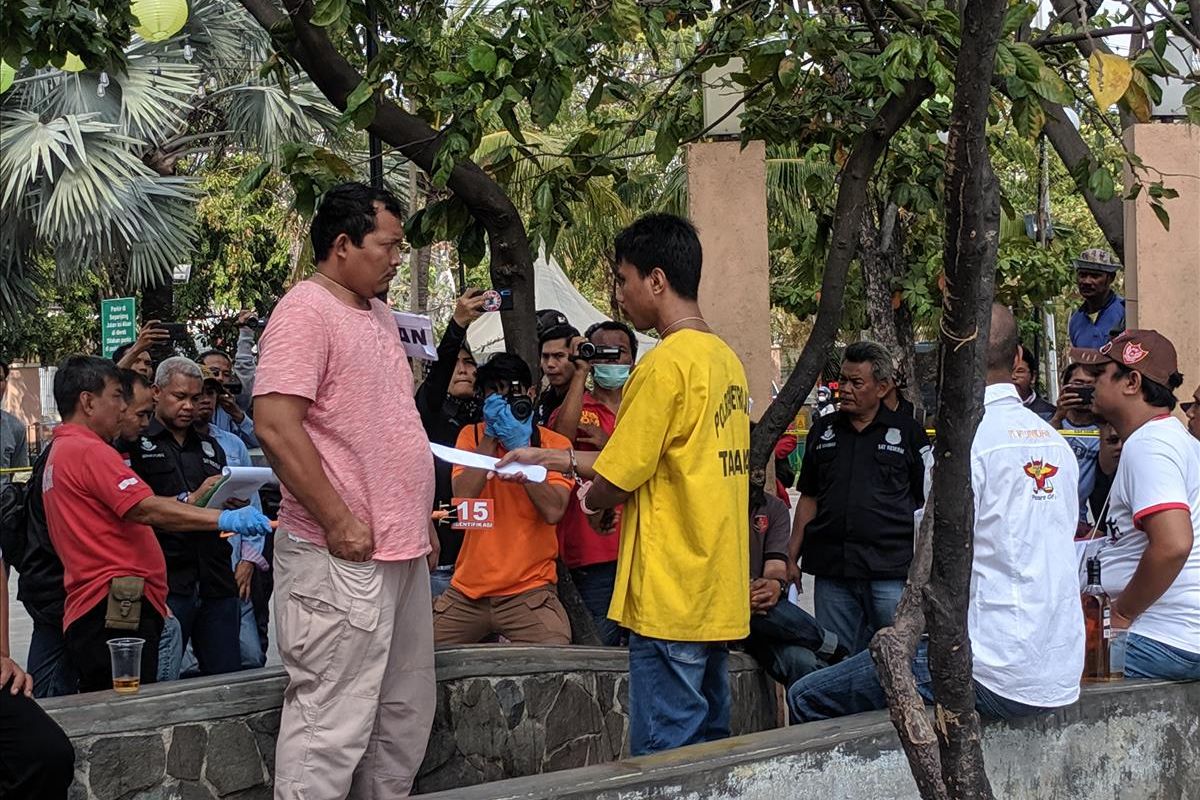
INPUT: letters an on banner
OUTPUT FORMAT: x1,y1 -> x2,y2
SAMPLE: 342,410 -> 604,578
452,498 -> 494,530
392,311 -> 437,360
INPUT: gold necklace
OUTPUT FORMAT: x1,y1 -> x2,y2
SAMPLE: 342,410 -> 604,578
660,316 -> 708,337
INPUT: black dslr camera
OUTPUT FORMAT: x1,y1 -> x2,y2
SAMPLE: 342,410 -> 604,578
576,342 -> 621,362
506,380 -> 534,422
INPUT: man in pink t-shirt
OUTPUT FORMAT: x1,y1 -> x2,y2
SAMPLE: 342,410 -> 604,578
253,183 -> 437,799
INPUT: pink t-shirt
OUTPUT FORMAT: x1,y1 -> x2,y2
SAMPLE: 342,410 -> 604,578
253,281 -> 435,560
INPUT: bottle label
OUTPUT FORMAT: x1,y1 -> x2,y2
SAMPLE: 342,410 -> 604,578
1102,607 -> 1113,639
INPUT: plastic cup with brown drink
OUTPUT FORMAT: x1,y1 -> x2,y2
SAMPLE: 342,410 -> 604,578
108,637 -> 145,694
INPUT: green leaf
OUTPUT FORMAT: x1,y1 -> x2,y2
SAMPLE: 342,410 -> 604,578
995,43 -> 1017,78
497,105 -> 526,145
235,161 -> 272,196
433,70 -> 466,87
534,180 -> 554,219
1008,42 -> 1043,83
654,126 -> 678,166
1032,66 -> 1073,106
1012,97 -> 1044,139
467,44 -> 498,75
457,222 -> 487,268
1087,167 -> 1115,202
609,0 -> 642,41
1150,201 -> 1170,231
585,79 -> 606,113
309,0 -> 346,27
530,72 -> 570,126
1002,2 -> 1036,37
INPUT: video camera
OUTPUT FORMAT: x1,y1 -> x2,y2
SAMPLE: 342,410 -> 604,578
576,342 -> 621,362
505,380 -> 534,422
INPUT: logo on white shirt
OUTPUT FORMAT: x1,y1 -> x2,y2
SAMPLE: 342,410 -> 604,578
1022,459 -> 1060,497
117,477 -> 140,491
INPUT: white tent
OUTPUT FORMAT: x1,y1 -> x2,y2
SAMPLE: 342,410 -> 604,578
466,253 -> 658,360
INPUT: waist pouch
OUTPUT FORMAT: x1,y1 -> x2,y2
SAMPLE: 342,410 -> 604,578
105,576 -> 145,631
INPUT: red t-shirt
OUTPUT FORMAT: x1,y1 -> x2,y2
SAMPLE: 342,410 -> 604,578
42,424 -> 169,629
550,394 -> 622,569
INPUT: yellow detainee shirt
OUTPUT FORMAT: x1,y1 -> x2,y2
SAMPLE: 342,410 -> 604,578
593,329 -> 751,642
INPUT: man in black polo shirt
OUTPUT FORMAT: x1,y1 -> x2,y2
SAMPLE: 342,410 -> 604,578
788,341 -> 930,655
127,357 -> 241,676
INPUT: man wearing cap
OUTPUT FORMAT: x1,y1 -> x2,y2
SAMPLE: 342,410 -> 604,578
1068,249 -> 1125,349
1090,330 -> 1199,681
535,312 -> 581,426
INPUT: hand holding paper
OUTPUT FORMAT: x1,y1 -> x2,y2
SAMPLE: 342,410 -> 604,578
430,443 -> 547,483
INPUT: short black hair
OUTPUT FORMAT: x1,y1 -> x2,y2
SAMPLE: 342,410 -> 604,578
842,341 -> 894,384
585,320 -> 638,361
1019,344 -> 1039,375
311,182 -> 406,262
539,325 -> 580,350
118,367 -> 151,400
1061,361 -> 1104,386
54,355 -> 121,418
112,343 -> 133,364
1113,364 -> 1185,411
475,353 -> 533,395
197,349 -> 232,365
614,213 -> 702,301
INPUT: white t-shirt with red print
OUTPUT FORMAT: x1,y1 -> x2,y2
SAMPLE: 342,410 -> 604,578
1100,415 -> 1200,655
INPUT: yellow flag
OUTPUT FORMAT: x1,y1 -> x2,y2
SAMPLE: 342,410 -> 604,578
1088,52 -> 1132,109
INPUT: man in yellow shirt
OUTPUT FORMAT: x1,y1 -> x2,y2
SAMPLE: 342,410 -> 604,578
500,213 -> 750,755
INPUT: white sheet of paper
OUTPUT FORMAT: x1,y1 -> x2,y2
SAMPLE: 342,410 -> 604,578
204,466 -> 278,509
430,442 -> 548,483
392,311 -> 438,360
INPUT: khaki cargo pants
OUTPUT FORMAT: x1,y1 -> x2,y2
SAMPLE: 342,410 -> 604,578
273,535 -> 435,800
432,584 -> 571,645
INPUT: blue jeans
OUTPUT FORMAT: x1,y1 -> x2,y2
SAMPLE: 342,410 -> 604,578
167,591 -> 241,676
1123,633 -> 1200,680
26,620 -> 77,698
430,566 -> 454,599
813,576 -> 905,654
788,641 -> 1049,723
571,562 -> 626,646
628,633 -> 730,755
238,598 -> 265,669
157,615 -> 183,682
744,601 -> 844,686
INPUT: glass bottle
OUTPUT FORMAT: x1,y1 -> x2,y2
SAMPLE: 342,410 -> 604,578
1081,557 -> 1112,681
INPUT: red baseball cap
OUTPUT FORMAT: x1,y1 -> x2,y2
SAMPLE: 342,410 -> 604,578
1096,330 -> 1179,386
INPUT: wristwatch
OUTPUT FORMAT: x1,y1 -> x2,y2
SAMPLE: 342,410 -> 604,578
775,578 -> 788,597
176,491 -> 190,503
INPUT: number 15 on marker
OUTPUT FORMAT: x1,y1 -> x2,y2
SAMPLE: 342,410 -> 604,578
452,498 -> 494,530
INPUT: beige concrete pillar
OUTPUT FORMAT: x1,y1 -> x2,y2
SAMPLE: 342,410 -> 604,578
1123,124 -> 1200,399
686,140 -> 773,419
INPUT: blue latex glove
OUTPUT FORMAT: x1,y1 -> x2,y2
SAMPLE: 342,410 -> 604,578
482,393 -> 532,451
218,507 -> 273,538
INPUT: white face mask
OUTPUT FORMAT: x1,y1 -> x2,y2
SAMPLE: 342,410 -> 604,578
592,363 -> 631,389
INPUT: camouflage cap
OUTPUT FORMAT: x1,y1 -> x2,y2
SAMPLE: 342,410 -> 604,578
1073,248 -> 1121,274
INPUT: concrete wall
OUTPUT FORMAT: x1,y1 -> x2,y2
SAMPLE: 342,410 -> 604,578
44,646 -> 776,799
687,140 -> 774,418
1123,123 -> 1200,398
420,680 -> 1200,800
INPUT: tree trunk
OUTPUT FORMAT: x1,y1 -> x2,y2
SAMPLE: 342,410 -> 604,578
238,0 -> 539,369
749,78 -> 933,486
860,202 -> 921,412
927,0 -> 1007,795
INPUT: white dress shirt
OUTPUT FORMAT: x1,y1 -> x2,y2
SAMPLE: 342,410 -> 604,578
970,383 -> 1084,707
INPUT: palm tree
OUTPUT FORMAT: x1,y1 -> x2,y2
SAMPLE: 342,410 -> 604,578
0,0 -> 341,318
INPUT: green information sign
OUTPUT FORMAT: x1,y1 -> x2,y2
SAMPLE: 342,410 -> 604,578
100,297 -> 137,359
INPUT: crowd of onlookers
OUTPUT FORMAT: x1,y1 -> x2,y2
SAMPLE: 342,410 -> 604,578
1,185 -> 1196,800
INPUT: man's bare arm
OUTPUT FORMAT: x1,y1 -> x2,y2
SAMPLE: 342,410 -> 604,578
125,495 -> 224,530
1113,508 -> 1194,624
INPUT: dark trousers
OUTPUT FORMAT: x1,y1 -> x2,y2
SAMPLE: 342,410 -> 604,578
570,561 -> 626,646
0,677 -> 75,799
26,617 -> 78,698
744,600 -> 846,686
168,590 -> 240,676
65,597 -> 164,693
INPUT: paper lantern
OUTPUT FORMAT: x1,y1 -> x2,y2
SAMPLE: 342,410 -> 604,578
61,53 -> 86,72
0,61 -> 14,93
132,0 -> 190,43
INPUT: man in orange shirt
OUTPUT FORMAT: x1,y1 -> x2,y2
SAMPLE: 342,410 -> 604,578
434,354 -> 574,644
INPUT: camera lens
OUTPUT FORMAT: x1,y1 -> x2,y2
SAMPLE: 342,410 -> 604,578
577,342 -> 597,360
508,395 -> 534,422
